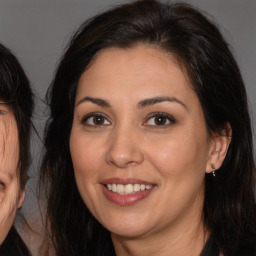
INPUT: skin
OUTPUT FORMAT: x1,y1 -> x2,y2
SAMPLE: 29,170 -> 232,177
70,45 -> 230,256
0,104 -> 24,244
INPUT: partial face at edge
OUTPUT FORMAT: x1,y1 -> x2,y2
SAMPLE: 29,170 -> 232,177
0,104 -> 23,244
70,45 -> 228,239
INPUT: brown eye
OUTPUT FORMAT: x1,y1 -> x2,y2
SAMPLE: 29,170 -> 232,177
145,113 -> 175,127
154,116 -> 168,125
93,115 -> 105,125
82,113 -> 111,127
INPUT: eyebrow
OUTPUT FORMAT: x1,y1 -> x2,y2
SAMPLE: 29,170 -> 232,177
75,96 -> 187,110
138,96 -> 188,110
76,97 -> 111,108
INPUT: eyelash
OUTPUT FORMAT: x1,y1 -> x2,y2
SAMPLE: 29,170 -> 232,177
144,112 -> 176,127
80,112 -> 111,127
80,112 -> 175,128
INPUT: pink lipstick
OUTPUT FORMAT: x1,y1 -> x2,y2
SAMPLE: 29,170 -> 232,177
101,178 -> 155,206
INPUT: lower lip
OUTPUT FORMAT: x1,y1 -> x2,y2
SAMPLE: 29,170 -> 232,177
102,185 -> 155,206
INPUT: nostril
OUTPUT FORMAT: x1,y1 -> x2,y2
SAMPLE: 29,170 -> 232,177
107,158 -> 142,169
105,145 -> 144,168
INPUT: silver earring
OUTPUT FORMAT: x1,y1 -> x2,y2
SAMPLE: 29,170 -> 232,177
211,164 -> 216,177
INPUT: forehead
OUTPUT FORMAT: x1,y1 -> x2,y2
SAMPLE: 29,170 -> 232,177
85,45 -> 181,80
76,45 -> 195,104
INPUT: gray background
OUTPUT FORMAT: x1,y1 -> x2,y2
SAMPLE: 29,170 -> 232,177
0,0 -> 255,253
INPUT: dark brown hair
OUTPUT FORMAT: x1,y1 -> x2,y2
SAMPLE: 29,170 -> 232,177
41,1 -> 256,255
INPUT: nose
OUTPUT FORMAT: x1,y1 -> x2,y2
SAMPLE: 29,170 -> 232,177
105,126 -> 144,168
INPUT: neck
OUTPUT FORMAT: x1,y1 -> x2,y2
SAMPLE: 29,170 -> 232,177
112,193 -> 209,256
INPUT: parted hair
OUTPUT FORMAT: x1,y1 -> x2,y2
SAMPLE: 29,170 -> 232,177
40,1 -> 256,255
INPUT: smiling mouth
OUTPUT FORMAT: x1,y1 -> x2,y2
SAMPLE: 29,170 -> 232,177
101,179 -> 156,205
105,184 -> 153,195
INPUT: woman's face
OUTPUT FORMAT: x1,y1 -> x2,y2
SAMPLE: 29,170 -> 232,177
0,104 -> 23,244
70,45 -> 225,240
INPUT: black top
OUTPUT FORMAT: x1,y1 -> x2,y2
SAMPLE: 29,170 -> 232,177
0,227 -> 31,256
2,227 -> 254,256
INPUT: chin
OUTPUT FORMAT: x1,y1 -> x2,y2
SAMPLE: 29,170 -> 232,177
101,215 -> 154,239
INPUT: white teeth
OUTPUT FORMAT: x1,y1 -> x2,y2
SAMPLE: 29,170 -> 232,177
134,184 -> 141,192
116,184 -> 124,194
124,184 -> 133,194
112,184 -> 117,192
106,183 -> 153,195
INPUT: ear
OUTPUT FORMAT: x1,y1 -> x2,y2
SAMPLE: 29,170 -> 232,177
17,190 -> 25,209
206,123 -> 232,174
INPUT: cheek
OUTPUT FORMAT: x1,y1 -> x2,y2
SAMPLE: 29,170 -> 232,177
0,195 -> 18,222
144,130 -> 209,179
70,131 -> 107,215
70,134 -> 103,176
69,130 -> 107,200
0,205 -> 17,244
0,181 -> 20,244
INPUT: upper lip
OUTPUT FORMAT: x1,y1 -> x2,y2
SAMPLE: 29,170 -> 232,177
101,177 -> 154,185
